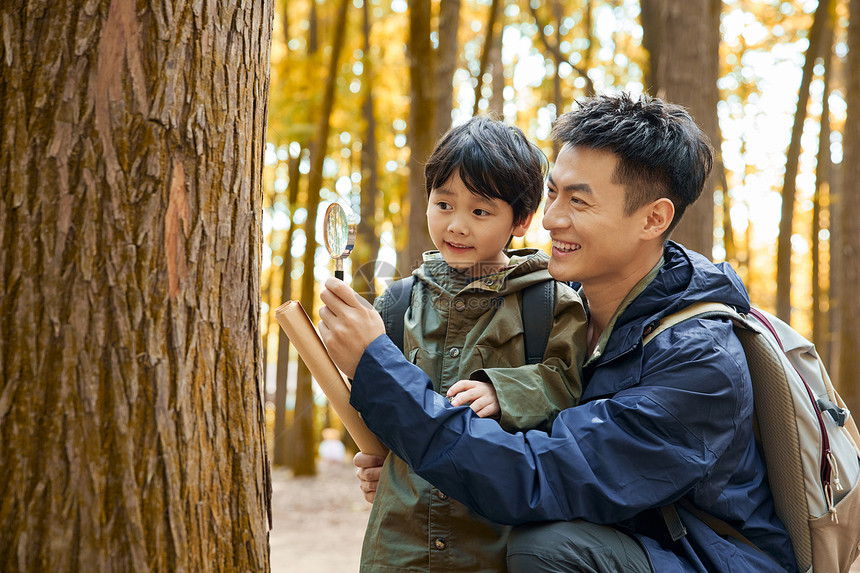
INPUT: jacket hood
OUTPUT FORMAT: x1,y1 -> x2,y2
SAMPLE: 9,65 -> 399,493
414,248 -> 553,297
603,241 -> 751,358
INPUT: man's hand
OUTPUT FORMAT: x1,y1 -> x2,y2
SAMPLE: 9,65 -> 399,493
318,278 -> 385,379
446,380 -> 500,419
353,451 -> 386,504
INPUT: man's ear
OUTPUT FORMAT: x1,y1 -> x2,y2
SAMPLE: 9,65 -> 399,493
512,212 -> 534,238
641,198 -> 674,239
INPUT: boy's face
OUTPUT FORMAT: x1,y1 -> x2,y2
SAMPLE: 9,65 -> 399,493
427,170 -> 532,277
543,145 -> 651,290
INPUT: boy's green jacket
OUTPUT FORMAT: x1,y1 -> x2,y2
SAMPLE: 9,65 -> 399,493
360,249 -> 587,572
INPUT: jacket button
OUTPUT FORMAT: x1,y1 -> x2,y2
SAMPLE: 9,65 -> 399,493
453,299 -> 466,311
437,490 -> 448,500
449,347 -> 460,358
484,278 -> 495,286
434,537 -> 447,550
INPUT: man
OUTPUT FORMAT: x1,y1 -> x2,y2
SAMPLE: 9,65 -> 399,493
318,92 -> 797,572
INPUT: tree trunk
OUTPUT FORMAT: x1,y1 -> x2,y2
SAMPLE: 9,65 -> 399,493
489,24 -> 505,118
352,0 -> 382,305
641,0 -> 720,259
293,0 -> 351,477
403,0 -> 436,276
435,0 -> 461,139
837,0 -> 860,415
0,0 -> 273,570
776,0 -> 830,324
812,17 -> 834,356
472,0 -> 502,116
273,147 -> 303,467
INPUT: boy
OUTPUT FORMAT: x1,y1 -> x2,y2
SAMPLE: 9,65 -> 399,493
359,116 -> 587,572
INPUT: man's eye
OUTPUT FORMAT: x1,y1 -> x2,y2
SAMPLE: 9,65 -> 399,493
474,209 -> 490,216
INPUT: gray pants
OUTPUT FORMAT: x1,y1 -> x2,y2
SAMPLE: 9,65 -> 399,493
506,520 -> 653,573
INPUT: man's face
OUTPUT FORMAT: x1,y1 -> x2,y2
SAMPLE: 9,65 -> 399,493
542,145 -> 647,290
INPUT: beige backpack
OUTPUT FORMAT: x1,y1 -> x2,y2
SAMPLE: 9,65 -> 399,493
645,302 -> 860,573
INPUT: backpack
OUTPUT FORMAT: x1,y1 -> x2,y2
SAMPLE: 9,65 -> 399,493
379,276 -> 556,365
644,302 -> 860,573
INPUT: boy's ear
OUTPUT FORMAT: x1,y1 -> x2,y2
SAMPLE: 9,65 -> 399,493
511,212 -> 534,238
641,198 -> 674,239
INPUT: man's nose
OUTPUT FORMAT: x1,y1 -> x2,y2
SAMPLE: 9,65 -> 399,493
542,199 -> 564,230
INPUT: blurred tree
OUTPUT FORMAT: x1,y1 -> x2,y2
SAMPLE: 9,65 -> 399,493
0,0 -> 272,569
404,0 -> 437,275
641,0 -> 721,258
472,0 -> 502,116
838,0 -> 860,414
436,0 -> 462,138
293,0 -> 351,477
352,0 -> 383,304
812,12 -> 835,357
776,0 -> 830,324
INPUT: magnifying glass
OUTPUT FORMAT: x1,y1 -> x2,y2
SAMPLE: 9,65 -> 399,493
323,202 -> 356,280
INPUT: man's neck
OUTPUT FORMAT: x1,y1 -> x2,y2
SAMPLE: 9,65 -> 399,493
583,247 -> 664,354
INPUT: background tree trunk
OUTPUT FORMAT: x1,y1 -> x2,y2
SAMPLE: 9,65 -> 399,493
641,0 -> 720,258
837,0 -> 860,415
352,0 -> 382,305
0,0 -> 273,569
403,0 -> 437,276
776,0 -> 830,324
292,0 -> 351,477
435,0 -> 461,139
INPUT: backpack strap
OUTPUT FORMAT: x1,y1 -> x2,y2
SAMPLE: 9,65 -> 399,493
381,276 -> 414,354
381,276 -> 555,365
521,279 -> 556,365
645,302 -> 779,563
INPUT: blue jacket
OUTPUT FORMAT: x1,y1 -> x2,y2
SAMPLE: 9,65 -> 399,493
350,242 -> 797,572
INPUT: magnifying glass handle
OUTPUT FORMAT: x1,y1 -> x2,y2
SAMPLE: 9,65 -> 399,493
335,269 -> 344,281
335,259 -> 344,281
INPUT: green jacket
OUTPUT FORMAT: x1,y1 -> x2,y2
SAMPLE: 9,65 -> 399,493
360,249 -> 587,572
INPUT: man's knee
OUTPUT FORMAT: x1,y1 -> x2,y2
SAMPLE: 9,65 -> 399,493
506,520 -> 651,573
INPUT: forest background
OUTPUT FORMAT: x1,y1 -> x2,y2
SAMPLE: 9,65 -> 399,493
265,0 -> 860,477
1,0 -> 859,570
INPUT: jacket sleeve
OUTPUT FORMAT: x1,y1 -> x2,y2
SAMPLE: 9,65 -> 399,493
349,319 -> 750,526
474,283 -> 587,433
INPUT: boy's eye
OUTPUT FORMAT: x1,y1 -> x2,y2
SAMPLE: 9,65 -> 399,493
436,201 -> 452,210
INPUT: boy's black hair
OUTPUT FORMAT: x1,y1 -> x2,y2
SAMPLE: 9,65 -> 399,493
551,92 -> 713,236
425,116 -> 548,226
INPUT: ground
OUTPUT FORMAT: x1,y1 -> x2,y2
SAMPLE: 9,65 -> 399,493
270,460 -> 370,572
270,461 -> 860,573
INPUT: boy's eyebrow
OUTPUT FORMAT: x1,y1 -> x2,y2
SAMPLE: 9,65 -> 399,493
547,173 -> 592,194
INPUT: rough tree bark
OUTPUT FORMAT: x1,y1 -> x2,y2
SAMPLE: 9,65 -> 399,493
640,0 -> 720,259
776,0 -> 830,324
837,0 -> 860,415
0,0 -> 273,570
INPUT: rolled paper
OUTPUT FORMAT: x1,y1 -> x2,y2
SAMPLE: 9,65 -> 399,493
274,300 -> 388,457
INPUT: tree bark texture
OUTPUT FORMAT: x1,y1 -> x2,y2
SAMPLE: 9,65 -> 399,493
0,0 -> 274,571
403,0 -> 436,275
837,0 -> 860,415
776,0 -> 830,324
641,0 -> 720,259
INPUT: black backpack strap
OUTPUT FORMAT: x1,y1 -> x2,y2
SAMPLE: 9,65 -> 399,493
380,276 -> 414,355
521,280 -> 556,365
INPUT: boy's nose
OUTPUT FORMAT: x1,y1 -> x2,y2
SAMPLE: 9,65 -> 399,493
447,215 -> 468,235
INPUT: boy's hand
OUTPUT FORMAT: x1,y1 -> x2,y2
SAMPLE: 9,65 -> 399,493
447,380 -> 500,419
353,452 -> 386,504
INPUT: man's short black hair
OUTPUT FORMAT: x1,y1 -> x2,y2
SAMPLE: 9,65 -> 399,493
551,92 -> 713,235
425,116 -> 548,226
